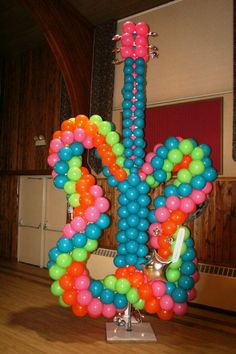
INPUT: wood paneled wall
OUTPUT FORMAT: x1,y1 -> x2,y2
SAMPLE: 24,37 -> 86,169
0,45 -> 62,173
98,177 -> 236,267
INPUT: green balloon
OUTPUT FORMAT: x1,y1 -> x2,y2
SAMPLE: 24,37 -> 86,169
64,181 -> 76,194
72,248 -> 88,262
68,193 -> 80,207
106,131 -> 120,146
56,253 -> 72,268
67,166 -> 82,181
103,275 -> 117,291
189,160 -> 205,175
163,159 -> 174,172
151,181 -> 159,188
179,139 -> 194,154
84,239 -> 98,252
90,114 -> 103,124
168,149 -> 183,164
112,143 -> 124,156
173,226 -> 190,240
68,156 -> 82,168
98,121 -> 112,136
115,278 -> 131,294
127,288 -> 139,304
51,280 -> 64,296
146,175 -> 155,186
116,156 -> 125,167
59,296 -> 70,308
168,258 -> 182,270
133,298 -> 144,310
191,147 -> 204,160
166,172 -> 172,181
177,168 -> 192,183
173,179 -> 181,187
171,241 -> 187,256
49,264 -> 66,280
166,268 -> 181,282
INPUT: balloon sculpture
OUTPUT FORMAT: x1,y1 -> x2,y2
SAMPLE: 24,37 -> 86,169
47,21 -> 217,321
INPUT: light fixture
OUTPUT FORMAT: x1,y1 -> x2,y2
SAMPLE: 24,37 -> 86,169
34,135 -> 46,146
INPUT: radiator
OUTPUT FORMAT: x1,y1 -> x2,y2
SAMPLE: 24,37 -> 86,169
87,248 -> 236,312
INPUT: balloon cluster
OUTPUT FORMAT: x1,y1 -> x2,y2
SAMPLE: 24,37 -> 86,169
47,20 -> 217,321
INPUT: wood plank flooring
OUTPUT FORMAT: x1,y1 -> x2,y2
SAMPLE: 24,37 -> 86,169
0,260 -> 236,354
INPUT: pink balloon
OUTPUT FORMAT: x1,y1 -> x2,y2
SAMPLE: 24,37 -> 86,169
47,153 -> 60,167
71,216 -> 87,232
148,222 -> 162,237
190,190 -> 206,205
202,182 -> 212,194
142,162 -> 153,175
180,197 -> 196,214
192,257 -> 198,265
173,302 -> 188,315
145,152 -> 155,163
85,206 -> 100,222
187,288 -> 197,301
77,290 -> 93,306
135,22 -> 149,35
50,138 -> 64,153
61,130 -> 74,145
63,223 -> 76,238
160,295 -> 174,311
95,197 -> 110,213
74,128 -> 86,142
120,46 -> 133,58
135,45 -> 147,58
138,171 -> 146,181
102,304 -> 117,318
83,136 -> 94,149
166,196 -> 181,211
152,280 -> 166,297
122,21 -> 136,34
155,207 -> 170,222
51,170 -> 57,178
90,185 -> 103,198
135,34 -> 148,46
153,144 -> 162,153
87,298 -> 103,318
192,271 -> 200,283
150,236 -> 159,249
121,33 -> 134,46
74,275 -> 90,291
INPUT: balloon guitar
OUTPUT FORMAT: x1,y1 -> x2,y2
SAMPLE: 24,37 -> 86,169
47,21 -> 217,321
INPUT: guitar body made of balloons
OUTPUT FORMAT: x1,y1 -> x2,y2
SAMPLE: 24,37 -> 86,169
47,21 -> 217,320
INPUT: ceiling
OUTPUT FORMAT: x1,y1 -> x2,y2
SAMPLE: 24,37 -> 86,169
0,0 -> 173,55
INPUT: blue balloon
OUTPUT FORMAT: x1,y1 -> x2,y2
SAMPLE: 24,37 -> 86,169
200,143 -> 211,157
123,118 -> 132,128
118,194 -> 129,205
153,170 -> 167,183
165,281 -> 176,295
137,244 -> 149,257
135,111 -> 145,120
124,74 -> 134,84
136,232 -> 148,244
118,181 -> 130,193
116,230 -> 127,243
123,138 -> 133,147
102,166 -> 111,177
123,128 -> 132,138
122,109 -> 132,119
123,66 -> 133,75
124,83 -> 133,91
148,209 -> 157,223
164,137 -> 179,150
124,159 -> 134,169
186,238 -> 195,248
137,181 -> 150,194
96,214 -> 110,229
48,247 -> 61,262
113,255 -> 126,268
138,207 -> 149,218
126,240 -> 138,254
151,156 -> 164,169
164,185 -> 179,197
114,293 -> 128,309
189,138 -> 198,147
135,91 -> 145,100
54,161 -> 69,175
136,57 -> 145,66
107,175 -> 118,187
191,175 -> 206,189
117,244 -> 127,255
135,65 -> 145,75
125,253 -> 138,265
202,157 -> 212,168
118,219 -> 129,230
89,280 -> 103,297
128,173 -> 140,186
126,187 -> 139,201
133,128 -> 144,137
58,147 -> 73,161
154,196 -> 166,208
134,157 -> 144,167
47,260 -> 55,269
156,146 -> 168,159
127,215 -> 139,227
136,75 -> 144,84
125,57 -> 134,66
72,232 -> 87,247
126,228 -> 138,240
124,148 -> 132,157
100,289 -> 115,304
178,183 -> 192,197
134,147 -> 145,157
122,99 -> 132,109
178,275 -> 194,290
138,195 -> 151,207
202,167 -> 217,181
138,219 -> 149,231
181,261 -> 196,276
57,237 -> 73,253
85,224 -> 102,240
130,167 -> 138,174
135,137 -> 146,148
70,142 -> 84,156
182,248 -> 196,261
172,288 -> 187,302
127,201 -> 140,214
53,175 -> 68,189
118,206 -> 129,218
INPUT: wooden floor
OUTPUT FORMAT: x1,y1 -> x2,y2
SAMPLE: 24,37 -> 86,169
0,260 -> 236,354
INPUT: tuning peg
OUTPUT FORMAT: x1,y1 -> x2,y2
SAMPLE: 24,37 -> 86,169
148,45 -> 158,51
112,34 -> 121,41
112,58 -> 124,65
150,51 -> 159,59
112,48 -> 120,53
148,31 -> 158,37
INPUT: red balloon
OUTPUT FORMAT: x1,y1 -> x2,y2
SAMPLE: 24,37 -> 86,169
138,283 -> 153,301
158,247 -> 172,259
72,303 -> 88,317
170,210 -> 187,224
161,220 -> 177,236
145,297 -> 160,314
67,261 -> 84,277
62,289 -> 77,305
129,272 -> 144,288
115,267 -> 129,279
157,309 -> 173,320
59,274 -> 74,290
158,235 -> 171,249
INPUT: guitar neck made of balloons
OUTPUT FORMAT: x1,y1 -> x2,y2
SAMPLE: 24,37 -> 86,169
112,21 -> 158,173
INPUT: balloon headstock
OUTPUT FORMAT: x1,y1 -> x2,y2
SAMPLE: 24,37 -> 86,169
112,21 -> 158,64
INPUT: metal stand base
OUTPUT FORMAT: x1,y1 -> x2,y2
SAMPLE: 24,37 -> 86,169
106,322 -> 157,342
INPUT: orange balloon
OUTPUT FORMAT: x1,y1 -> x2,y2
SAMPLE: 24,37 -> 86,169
162,220 -> 177,236
84,123 -> 98,137
73,205 -> 85,217
61,119 -> 75,131
67,261 -> 84,277
102,151 -> 116,166
53,130 -> 62,139
79,192 -> 95,209
157,309 -> 173,320
76,179 -> 90,193
145,297 -> 160,314
59,274 -> 74,290
138,283 -> 153,301
127,265 -> 136,274
80,167 -> 90,176
158,235 -> 171,249
158,247 -> 172,259
83,174 -> 96,186
62,289 -> 77,305
93,134 -> 106,147
170,210 -> 187,224
75,114 -> 89,128
97,143 -> 111,156
72,303 -> 88,317
129,272 -> 144,288
181,154 -> 192,168
115,267 -> 129,279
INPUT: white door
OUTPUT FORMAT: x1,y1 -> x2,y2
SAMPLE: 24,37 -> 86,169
18,176 -> 45,266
